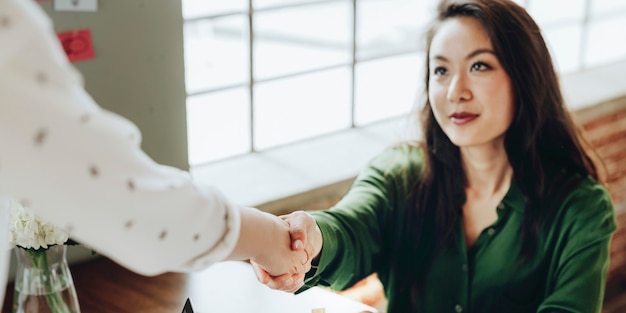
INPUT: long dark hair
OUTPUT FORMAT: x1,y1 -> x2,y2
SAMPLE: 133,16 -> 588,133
390,0 -> 600,310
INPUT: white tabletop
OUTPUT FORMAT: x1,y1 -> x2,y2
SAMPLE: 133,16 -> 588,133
185,261 -> 378,313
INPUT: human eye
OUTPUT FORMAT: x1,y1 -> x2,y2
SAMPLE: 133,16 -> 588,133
433,66 -> 448,76
470,61 -> 491,72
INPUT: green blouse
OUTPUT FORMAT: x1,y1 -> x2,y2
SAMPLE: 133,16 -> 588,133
301,144 -> 617,313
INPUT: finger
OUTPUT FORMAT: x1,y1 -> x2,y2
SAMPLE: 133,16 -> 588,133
302,258 -> 312,273
285,211 -> 308,251
293,239 -> 304,251
274,273 -> 295,288
289,227 -> 307,251
263,275 -> 296,291
283,277 -> 305,293
273,280 -> 300,293
250,262 -> 271,285
304,246 -> 315,264
263,278 -> 287,290
299,249 -> 309,265
274,272 -> 304,293
295,277 -> 305,289
280,213 -> 306,251
291,272 -> 304,282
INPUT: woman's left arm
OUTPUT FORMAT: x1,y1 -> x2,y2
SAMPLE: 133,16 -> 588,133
538,182 -> 617,313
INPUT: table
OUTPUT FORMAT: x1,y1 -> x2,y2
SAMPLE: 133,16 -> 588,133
2,257 -> 377,313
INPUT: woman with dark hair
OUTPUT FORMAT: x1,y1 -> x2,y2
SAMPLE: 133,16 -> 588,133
253,0 -> 617,312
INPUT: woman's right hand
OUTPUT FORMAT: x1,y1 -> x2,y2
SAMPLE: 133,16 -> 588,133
251,211 -> 323,292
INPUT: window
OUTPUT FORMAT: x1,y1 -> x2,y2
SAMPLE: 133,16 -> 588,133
183,0 -> 626,167
525,0 -> 626,73
183,0 -> 434,166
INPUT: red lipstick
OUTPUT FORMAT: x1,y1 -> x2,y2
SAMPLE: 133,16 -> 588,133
450,112 -> 479,125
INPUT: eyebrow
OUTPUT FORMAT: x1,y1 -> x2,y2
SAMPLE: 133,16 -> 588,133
431,48 -> 497,61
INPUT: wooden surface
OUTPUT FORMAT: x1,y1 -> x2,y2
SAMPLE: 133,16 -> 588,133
2,257 -> 376,313
3,257 -> 190,313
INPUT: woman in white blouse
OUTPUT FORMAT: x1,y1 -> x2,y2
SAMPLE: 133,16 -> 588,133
0,0 -> 306,304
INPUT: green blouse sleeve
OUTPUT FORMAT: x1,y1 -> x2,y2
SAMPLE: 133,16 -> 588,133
538,179 -> 617,313
301,143 -> 422,292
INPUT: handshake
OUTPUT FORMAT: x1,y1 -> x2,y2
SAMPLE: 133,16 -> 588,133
248,211 -> 323,293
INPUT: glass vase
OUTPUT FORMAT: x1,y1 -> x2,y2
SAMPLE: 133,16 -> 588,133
13,245 -> 81,313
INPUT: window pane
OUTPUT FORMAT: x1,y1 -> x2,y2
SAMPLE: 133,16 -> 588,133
184,16 -> 249,94
526,0 -> 585,26
187,89 -> 250,165
253,0 -> 333,10
357,0 -> 435,60
181,0 -> 247,19
542,25 -> 582,74
254,68 -> 351,150
254,2 -> 352,80
585,17 -> 626,68
355,53 -> 423,126
591,0 -> 626,17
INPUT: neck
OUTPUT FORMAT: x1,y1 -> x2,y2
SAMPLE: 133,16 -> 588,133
460,142 -> 513,198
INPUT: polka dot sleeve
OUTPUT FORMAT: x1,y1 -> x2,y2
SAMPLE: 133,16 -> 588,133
0,0 -> 241,276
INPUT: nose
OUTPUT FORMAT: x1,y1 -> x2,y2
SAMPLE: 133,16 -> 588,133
447,73 -> 472,103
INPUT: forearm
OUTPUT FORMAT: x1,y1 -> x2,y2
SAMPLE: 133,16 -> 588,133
227,207 -> 287,262
304,210 -> 380,291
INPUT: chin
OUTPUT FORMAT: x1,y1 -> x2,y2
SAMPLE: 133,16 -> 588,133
449,140 -> 474,148
449,135 -> 505,149
449,136 -> 490,148
445,134 -> 475,147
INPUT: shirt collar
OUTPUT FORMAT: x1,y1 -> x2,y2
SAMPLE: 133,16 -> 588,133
502,179 -> 525,213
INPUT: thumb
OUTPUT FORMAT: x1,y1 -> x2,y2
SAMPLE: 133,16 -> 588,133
289,226 -> 307,251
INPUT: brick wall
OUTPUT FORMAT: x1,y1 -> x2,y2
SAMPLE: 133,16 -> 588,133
573,97 -> 626,307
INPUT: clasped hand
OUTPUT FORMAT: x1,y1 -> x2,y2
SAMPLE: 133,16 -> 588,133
251,211 -> 322,293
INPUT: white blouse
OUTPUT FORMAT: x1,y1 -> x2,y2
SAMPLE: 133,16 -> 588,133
0,0 -> 241,300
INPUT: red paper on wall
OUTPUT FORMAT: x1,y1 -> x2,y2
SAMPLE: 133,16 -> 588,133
57,29 -> 95,63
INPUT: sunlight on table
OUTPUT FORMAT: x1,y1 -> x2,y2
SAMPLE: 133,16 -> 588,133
185,261 -> 377,313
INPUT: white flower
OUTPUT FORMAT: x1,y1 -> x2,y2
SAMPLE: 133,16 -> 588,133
8,200 -> 68,250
